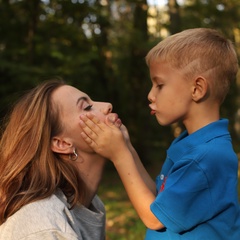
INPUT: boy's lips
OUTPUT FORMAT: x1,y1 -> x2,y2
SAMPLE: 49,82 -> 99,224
149,104 -> 156,115
150,110 -> 156,115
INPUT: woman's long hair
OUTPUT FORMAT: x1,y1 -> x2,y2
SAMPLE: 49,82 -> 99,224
0,79 -> 86,224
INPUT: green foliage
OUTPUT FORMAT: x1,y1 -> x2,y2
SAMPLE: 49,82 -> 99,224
0,0 -> 240,159
181,0 -> 240,32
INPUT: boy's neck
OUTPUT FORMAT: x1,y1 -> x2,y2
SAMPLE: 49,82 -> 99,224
184,102 -> 220,134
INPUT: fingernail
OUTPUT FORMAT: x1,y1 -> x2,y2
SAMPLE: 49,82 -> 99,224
108,115 -> 115,122
80,114 -> 86,120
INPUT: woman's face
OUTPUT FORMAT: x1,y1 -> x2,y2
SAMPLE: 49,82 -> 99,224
51,85 -> 120,153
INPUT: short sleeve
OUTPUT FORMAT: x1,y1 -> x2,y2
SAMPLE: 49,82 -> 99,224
151,159 -> 213,233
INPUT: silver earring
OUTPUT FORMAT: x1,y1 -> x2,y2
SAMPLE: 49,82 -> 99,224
69,148 -> 78,161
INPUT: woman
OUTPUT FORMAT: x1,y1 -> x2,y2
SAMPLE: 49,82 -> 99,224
0,79 -> 122,239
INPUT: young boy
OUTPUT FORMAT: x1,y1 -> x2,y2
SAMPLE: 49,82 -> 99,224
80,28 -> 240,239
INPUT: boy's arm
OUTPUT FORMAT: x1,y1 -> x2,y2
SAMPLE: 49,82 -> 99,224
80,113 -> 164,230
111,149 -> 163,230
120,125 -> 156,194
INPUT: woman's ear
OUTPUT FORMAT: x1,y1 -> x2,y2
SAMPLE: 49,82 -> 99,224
51,136 -> 73,154
191,76 -> 208,102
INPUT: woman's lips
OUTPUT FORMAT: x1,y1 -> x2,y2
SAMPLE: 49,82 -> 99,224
115,118 -> 122,127
107,113 -> 122,127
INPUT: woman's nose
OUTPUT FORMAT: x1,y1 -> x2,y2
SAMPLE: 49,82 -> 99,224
102,102 -> 113,115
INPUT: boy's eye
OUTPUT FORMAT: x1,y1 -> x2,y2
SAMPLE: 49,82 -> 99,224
84,105 -> 93,111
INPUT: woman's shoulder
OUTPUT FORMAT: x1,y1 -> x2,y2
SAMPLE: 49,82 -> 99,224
0,191 -> 77,239
16,190 -> 68,220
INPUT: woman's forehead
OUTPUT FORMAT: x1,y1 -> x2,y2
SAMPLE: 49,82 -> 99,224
53,85 -> 89,99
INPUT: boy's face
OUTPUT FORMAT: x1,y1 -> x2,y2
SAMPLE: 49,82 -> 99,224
148,60 -> 193,126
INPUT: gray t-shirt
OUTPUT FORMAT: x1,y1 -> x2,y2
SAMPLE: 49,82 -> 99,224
0,189 -> 106,240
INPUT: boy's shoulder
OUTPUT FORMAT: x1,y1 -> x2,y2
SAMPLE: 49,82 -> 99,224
171,119 -> 237,166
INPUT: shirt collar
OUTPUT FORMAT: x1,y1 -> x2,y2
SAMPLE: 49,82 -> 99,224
167,119 -> 230,161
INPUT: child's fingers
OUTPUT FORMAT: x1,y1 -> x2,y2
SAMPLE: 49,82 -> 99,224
80,113 -> 103,133
81,131 -> 94,145
80,118 -> 101,150
85,112 -> 101,124
80,121 -> 98,140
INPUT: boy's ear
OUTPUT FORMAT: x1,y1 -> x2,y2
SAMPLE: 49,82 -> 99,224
51,136 -> 73,154
191,76 -> 208,102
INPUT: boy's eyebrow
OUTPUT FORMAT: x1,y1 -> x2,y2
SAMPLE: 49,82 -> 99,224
152,76 -> 163,82
76,96 -> 88,106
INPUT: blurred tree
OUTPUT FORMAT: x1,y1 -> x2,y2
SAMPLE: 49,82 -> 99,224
0,0 -> 94,114
0,0 -> 240,161
168,0 -> 181,34
99,0 -> 162,162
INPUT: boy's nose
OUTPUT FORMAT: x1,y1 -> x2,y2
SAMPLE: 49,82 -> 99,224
148,91 -> 155,103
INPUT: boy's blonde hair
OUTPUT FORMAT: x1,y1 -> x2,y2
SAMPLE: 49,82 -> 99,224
146,28 -> 239,103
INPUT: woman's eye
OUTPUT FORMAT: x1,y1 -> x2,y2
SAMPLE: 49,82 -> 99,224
84,105 -> 93,111
157,84 -> 163,89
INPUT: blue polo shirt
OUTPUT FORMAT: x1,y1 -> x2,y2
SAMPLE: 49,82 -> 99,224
145,119 -> 240,240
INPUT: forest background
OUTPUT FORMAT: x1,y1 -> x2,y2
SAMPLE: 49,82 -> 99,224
0,0 -> 240,239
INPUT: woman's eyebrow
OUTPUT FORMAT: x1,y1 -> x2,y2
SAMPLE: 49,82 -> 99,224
76,96 -> 88,106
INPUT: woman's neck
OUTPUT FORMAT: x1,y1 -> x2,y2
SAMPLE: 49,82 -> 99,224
75,153 -> 106,208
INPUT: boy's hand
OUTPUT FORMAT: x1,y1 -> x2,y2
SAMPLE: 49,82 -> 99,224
80,113 -> 128,161
120,124 -> 130,144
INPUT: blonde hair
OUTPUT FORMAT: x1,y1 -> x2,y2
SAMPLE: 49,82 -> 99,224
146,28 -> 239,103
0,79 -> 86,224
